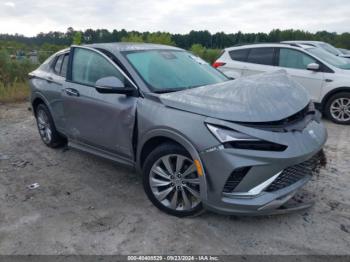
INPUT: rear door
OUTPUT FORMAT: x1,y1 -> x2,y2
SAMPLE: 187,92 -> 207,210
48,53 -> 69,131
276,48 -> 324,101
242,47 -> 277,76
220,49 -> 250,78
62,46 -> 138,161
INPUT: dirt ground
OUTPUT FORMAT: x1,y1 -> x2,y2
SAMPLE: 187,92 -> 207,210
0,102 -> 349,255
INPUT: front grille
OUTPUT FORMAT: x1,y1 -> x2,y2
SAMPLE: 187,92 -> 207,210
223,167 -> 250,193
266,154 -> 321,192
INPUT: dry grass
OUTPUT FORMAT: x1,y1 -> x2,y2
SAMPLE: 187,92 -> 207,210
0,82 -> 30,103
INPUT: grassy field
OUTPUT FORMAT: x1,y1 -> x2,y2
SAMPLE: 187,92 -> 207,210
0,82 -> 30,103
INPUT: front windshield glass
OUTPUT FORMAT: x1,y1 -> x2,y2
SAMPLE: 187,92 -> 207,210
307,47 -> 350,70
124,50 -> 228,92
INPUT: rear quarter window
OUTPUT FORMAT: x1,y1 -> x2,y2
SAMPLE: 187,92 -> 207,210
229,49 -> 250,62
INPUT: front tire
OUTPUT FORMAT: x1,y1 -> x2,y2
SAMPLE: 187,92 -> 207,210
35,104 -> 66,148
143,143 -> 203,217
325,92 -> 350,125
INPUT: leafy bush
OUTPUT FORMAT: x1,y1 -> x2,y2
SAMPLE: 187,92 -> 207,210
190,44 -> 222,64
122,32 -> 175,46
121,33 -> 143,43
0,82 -> 29,103
0,49 -> 36,87
0,49 -> 36,102
146,32 -> 175,46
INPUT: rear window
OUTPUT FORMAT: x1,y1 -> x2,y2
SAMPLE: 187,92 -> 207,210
246,48 -> 275,66
229,49 -> 249,62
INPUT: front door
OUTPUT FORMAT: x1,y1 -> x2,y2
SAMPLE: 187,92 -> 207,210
277,48 -> 324,101
62,47 -> 137,161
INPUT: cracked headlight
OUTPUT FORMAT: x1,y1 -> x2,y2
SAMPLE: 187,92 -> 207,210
206,124 -> 259,143
206,124 -> 287,151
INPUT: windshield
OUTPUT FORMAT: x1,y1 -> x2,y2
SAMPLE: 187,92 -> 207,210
319,43 -> 342,56
124,50 -> 228,92
307,47 -> 350,70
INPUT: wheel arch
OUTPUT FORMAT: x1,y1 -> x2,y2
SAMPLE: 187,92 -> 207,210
321,87 -> 350,112
137,129 -> 208,200
31,92 -> 50,116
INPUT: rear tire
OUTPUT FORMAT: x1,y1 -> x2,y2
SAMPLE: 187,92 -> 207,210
324,92 -> 350,125
35,104 -> 66,148
143,143 -> 203,217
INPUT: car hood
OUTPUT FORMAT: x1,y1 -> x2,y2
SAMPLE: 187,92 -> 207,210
159,70 -> 310,123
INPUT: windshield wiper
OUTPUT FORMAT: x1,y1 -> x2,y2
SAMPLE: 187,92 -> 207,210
153,87 -> 191,94
153,84 -> 205,94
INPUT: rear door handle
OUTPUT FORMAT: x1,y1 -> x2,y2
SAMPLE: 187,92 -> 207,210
64,88 -> 80,97
46,76 -> 53,83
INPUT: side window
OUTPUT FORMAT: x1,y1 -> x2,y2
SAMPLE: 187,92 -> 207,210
72,48 -> 125,86
229,49 -> 250,62
53,55 -> 64,74
247,48 -> 275,66
279,48 -> 317,70
60,54 -> 69,78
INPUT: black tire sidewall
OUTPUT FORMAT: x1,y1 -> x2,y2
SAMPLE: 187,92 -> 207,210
325,92 -> 350,125
35,104 -> 65,147
142,143 -> 203,217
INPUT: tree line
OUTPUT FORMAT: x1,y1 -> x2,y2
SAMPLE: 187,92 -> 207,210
1,27 -> 350,89
1,27 -> 350,50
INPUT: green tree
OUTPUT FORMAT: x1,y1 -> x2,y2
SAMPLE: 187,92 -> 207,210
121,33 -> 143,42
72,31 -> 82,45
146,32 -> 175,45
190,44 -> 221,64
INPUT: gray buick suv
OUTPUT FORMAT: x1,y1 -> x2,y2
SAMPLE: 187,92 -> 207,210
29,43 -> 327,217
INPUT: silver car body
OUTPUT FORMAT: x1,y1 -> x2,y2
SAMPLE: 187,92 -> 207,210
29,43 -> 327,215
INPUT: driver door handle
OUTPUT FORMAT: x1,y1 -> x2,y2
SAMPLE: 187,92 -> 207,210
64,88 -> 80,97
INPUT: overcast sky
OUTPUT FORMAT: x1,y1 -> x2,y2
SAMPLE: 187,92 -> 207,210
1,0 -> 349,36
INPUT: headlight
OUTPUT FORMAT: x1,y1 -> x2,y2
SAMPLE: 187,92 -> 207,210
206,124 -> 260,143
206,124 -> 287,152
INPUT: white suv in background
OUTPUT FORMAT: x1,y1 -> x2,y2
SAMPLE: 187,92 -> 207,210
213,43 -> 350,124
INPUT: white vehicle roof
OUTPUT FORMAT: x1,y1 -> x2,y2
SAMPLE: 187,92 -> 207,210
224,43 -> 312,52
282,40 -> 323,44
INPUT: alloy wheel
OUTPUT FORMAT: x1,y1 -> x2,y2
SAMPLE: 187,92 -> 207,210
330,98 -> 350,122
37,109 -> 52,144
149,154 -> 201,211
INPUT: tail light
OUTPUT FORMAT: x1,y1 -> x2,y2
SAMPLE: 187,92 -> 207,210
212,61 -> 226,68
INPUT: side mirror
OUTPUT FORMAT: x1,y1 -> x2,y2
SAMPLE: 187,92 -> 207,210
307,63 -> 320,71
95,76 -> 135,95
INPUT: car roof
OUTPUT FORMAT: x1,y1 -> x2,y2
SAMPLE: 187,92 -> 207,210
83,42 -> 183,53
224,43 -> 313,51
282,40 -> 323,44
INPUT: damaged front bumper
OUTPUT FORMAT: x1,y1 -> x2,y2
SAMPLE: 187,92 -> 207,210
198,118 -> 327,216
